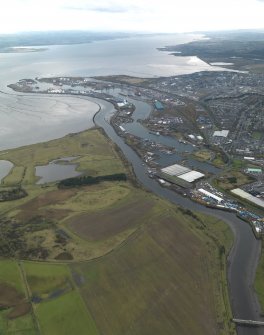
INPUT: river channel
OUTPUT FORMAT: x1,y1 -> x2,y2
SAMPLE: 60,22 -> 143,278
90,95 -> 263,335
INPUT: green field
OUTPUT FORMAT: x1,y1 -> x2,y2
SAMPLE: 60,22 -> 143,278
0,129 -> 125,186
0,128 -> 132,261
0,260 -> 36,334
0,202 -> 235,335
23,262 -> 72,297
23,262 -> 99,335
0,312 -> 36,335
215,170 -> 254,190
193,149 -> 213,161
0,260 -> 25,292
71,204 -> 235,335
35,291 -> 98,335
0,127 -> 236,334
212,152 -> 227,167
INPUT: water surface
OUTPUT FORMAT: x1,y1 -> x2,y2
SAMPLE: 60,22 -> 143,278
0,160 -> 13,182
36,157 -> 81,184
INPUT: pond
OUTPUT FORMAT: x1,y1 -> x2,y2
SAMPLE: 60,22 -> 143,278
35,157 -> 81,184
0,160 -> 14,182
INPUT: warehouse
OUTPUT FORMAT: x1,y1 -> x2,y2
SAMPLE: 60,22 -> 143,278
161,164 -> 190,176
198,188 -> 223,203
159,163 -> 204,187
178,171 -> 205,183
231,188 -> 264,209
213,130 -> 229,137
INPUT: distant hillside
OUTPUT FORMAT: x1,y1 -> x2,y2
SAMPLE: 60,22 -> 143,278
0,31 -> 133,51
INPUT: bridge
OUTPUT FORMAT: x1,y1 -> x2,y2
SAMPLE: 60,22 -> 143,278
233,319 -> 264,327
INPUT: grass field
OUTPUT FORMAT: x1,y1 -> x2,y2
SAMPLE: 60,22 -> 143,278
70,203 -> 235,335
23,262 -> 72,297
0,126 -> 236,334
35,290 -> 99,335
212,152 -> 227,167
66,192 -> 154,241
216,170 -> 254,190
0,198 -> 235,335
0,260 -> 25,292
0,128 -> 131,261
193,149 -> 213,161
0,128 -> 125,186
0,260 -> 36,334
252,131 -> 263,140
23,262 -> 99,335
0,312 -> 36,335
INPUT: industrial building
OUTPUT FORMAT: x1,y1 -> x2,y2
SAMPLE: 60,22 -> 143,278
154,100 -> 164,111
231,188 -> 264,209
213,130 -> 229,137
161,164 -> 190,176
159,163 -> 204,187
246,168 -> 262,174
179,171 -> 205,183
198,188 -> 223,203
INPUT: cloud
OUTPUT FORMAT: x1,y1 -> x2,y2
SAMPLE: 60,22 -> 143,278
65,5 -> 127,13
67,6 -> 127,13
0,0 -> 264,34
63,0 -> 139,14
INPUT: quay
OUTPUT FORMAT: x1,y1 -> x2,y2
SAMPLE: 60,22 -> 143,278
233,319 -> 264,326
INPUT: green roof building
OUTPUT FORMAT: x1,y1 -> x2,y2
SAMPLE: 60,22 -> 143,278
154,101 -> 164,111
247,168 -> 262,173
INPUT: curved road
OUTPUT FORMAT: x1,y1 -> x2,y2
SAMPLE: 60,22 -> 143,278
91,97 -> 263,335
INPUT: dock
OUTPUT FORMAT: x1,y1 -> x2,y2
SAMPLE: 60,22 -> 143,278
233,319 -> 264,326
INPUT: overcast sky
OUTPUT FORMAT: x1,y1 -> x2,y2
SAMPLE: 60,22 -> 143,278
1,0 -> 264,34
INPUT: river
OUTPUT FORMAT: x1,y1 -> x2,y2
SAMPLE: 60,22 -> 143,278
91,96 -> 263,335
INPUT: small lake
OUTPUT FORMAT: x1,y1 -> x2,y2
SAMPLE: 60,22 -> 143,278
36,157 -> 81,184
0,160 -> 13,182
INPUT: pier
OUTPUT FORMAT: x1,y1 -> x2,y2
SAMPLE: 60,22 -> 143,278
233,319 -> 264,327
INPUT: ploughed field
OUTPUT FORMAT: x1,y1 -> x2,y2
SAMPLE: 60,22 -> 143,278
0,127 -> 235,334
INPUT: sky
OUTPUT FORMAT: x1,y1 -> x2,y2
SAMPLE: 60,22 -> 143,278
1,0 -> 264,34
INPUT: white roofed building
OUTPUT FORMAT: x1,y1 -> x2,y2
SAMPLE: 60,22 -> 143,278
160,163 -> 204,186
213,130 -> 229,137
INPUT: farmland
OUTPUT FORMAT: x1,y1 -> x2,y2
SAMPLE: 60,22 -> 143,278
0,203 -> 234,335
0,260 -> 36,334
70,205 -> 234,335
0,127 -> 235,334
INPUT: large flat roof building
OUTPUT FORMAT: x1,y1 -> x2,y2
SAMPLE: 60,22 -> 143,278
231,188 -> 264,209
179,171 -> 205,183
161,164 -> 190,176
213,130 -> 229,137
160,163 -> 204,186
